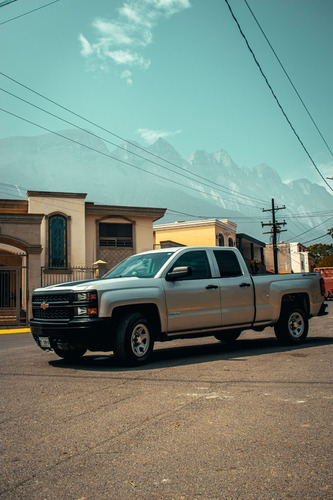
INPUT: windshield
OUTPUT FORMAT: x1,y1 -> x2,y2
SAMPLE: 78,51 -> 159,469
103,251 -> 174,279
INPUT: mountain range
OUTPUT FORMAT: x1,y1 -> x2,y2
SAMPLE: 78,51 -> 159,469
1,129 -> 332,243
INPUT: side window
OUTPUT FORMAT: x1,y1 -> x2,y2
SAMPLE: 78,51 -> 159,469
171,251 -> 211,280
48,215 -> 67,268
214,250 -> 242,278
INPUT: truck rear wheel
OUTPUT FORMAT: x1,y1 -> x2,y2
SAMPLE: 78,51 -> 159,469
274,307 -> 308,345
113,312 -> 154,366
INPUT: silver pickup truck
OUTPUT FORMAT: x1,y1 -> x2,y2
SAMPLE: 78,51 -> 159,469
30,246 -> 327,365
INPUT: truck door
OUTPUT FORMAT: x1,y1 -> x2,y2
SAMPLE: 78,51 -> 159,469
163,250 -> 221,332
213,250 -> 255,327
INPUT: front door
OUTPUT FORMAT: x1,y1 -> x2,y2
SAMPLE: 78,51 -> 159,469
163,250 -> 221,332
0,266 -> 26,326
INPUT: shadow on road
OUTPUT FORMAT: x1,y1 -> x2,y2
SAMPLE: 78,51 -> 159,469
48,335 -> 333,373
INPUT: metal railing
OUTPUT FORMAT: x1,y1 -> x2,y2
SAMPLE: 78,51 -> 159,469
41,267 -> 96,287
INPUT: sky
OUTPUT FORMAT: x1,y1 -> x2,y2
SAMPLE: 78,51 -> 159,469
0,0 -> 332,191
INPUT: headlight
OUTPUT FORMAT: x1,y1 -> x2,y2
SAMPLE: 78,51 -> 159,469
73,290 -> 98,317
75,292 -> 97,302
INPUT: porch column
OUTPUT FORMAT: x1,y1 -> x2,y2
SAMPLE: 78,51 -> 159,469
27,246 -> 42,319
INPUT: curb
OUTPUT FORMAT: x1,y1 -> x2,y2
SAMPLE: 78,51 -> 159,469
0,328 -> 31,335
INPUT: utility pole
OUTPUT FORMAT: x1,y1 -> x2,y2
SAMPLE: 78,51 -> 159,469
262,199 -> 287,273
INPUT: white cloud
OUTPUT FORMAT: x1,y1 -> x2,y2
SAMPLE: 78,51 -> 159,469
136,127 -> 182,143
121,69 -> 133,86
144,0 -> 191,17
79,0 -> 191,81
105,49 -> 150,69
78,34 -> 93,57
92,19 -> 133,45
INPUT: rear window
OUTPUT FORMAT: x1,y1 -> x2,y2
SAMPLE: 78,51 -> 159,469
214,250 -> 243,278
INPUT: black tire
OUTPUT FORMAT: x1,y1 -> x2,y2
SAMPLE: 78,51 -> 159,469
274,307 -> 309,345
214,330 -> 242,343
53,345 -> 87,360
113,312 -> 154,366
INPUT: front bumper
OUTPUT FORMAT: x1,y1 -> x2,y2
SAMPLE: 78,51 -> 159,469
30,317 -> 113,352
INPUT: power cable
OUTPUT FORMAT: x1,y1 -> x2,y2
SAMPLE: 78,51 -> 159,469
0,86 -> 268,207
224,0 -> 332,192
0,106 -> 265,210
302,233 -> 332,245
243,0 -> 333,158
285,207 -> 311,235
290,216 -> 333,241
0,0 -> 18,7
0,0 -> 60,26
0,71 -> 269,205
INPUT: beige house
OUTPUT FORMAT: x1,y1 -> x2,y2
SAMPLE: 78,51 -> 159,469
0,191 -> 165,326
264,242 -> 315,273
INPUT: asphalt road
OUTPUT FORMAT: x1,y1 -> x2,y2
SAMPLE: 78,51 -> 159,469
1,302 -> 332,500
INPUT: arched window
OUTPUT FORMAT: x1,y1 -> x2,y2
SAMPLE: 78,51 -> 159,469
217,233 -> 225,246
48,215 -> 67,268
228,237 -> 234,247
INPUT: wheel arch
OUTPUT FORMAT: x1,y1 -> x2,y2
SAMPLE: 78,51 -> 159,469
280,293 -> 310,318
111,303 -> 162,339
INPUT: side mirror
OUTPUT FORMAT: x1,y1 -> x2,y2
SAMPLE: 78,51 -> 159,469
165,266 -> 192,282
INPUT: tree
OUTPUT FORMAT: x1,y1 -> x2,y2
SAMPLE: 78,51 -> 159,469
307,243 -> 333,267
328,227 -> 333,239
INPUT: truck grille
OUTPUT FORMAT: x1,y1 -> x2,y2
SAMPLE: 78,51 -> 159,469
32,308 -> 71,320
32,291 -> 73,321
33,293 -> 71,303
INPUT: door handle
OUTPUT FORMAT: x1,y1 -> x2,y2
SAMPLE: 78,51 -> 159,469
239,282 -> 251,288
206,284 -> 218,290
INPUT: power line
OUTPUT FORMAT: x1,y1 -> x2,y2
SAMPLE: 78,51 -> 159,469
303,233 -> 332,245
224,0 -> 332,192
0,86 -> 268,208
289,216 -> 333,241
0,0 -> 60,26
0,0 -> 18,7
243,0 -> 333,158
0,72 -> 269,206
0,106 -> 266,211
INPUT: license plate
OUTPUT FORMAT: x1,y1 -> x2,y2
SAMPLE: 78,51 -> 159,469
39,337 -> 51,348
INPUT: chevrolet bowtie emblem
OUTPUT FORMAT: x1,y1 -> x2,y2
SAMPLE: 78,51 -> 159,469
40,302 -> 49,310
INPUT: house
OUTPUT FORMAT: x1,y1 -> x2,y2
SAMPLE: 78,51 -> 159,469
236,233 -> 266,274
153,219 -> 266,272
264,242 -> 315,273
0,191 -> 166,326
154,219 -> 238,248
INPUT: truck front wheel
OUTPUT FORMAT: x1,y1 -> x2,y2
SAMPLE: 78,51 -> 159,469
113,312 -> 154,366
274,307 -> 309,345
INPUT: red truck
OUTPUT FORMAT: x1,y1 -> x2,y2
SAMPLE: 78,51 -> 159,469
315,268 -> 333,300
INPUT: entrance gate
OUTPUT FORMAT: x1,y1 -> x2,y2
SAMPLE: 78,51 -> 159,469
0,265 -> 28,326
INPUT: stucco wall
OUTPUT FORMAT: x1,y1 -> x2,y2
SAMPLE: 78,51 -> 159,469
28,192 -> 86,267
85,214 -> 155,267
154,225 -> 216,246
154,220 -> 237,248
